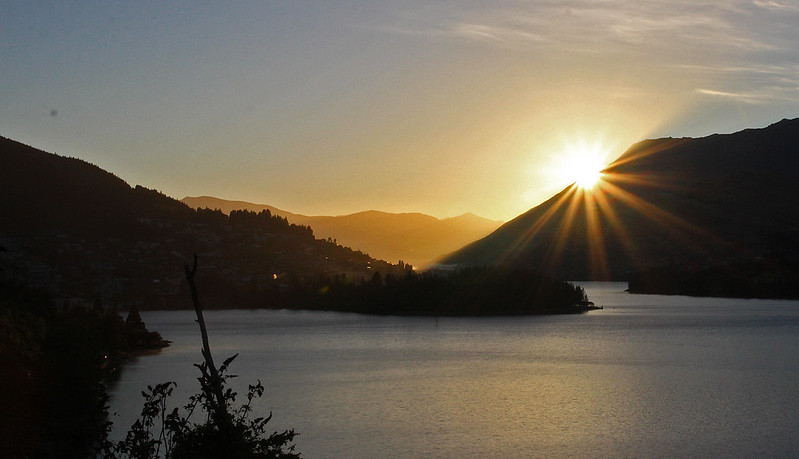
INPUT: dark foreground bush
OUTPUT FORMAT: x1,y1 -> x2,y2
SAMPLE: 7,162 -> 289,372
112,355 -> 299,459
111,256 -> 300,458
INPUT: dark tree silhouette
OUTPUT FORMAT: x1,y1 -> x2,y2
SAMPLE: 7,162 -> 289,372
113,256 -> 300,458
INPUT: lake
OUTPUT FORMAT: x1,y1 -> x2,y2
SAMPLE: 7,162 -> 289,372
107,282 -> 799,457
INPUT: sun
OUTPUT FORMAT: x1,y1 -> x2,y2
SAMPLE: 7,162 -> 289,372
553,140 -> 609,190
574,160 -> 603,189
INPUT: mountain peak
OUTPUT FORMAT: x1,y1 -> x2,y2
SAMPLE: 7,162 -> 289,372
441,118 -> 799,282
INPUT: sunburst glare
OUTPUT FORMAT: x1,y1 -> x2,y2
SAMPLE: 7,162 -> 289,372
502,139 -> 736,280
575,165 -> 602,189
551,140 -> 610,191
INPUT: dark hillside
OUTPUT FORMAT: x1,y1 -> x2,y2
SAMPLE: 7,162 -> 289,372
441,119 -> 799,296
0,136 -> 403,309
0,137 -> 192,236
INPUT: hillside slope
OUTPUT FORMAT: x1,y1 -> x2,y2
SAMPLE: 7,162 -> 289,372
0,136 -> 403,308
442,119 -> 799,293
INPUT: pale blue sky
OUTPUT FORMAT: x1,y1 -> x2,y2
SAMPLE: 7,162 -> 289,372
3,1 -> 799,220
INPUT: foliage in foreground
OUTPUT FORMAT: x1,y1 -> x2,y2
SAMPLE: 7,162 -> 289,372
112,354 -> 299,459
0,257 -> 299,458
110,255 -> 299,458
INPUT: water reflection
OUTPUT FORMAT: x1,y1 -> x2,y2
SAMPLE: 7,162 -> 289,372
108,283 -> 799,457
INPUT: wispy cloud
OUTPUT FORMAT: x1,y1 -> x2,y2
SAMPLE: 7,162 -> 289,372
695,84 -> 799,104
449,22 -> 548,44
369,1 -> 788,55
680,61 -> 799,103
752,0 -> 799,11
696,88 -> 752,99
364,1 -> 799,106
678,63 -> 799,75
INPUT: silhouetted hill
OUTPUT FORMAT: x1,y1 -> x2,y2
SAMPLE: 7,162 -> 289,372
0,136 -> 404,309
0,137 -> 192,236
181,197 -> 502,268
441,119 -> 799,297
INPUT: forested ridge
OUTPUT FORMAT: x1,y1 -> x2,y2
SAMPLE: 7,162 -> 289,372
0,135 -> 405,310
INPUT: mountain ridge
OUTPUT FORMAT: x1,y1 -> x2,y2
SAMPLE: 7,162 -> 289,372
0,135 -> 405,308
441,118 -> 799,296
181,196 -> 502,268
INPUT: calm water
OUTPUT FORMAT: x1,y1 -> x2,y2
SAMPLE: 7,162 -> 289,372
108,282 -> 799,457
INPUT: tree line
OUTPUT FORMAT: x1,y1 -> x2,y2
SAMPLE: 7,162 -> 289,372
0,279 -> 167,457
232,266 -> 594,316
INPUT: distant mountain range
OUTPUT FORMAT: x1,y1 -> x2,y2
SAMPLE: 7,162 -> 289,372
181,196 -> 502,269
442,118 -> 799,297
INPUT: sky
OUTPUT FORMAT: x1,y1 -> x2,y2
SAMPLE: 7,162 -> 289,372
2,1 -> 799,221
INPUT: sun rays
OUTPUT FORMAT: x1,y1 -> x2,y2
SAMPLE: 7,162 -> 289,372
500,140 -> 737,280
